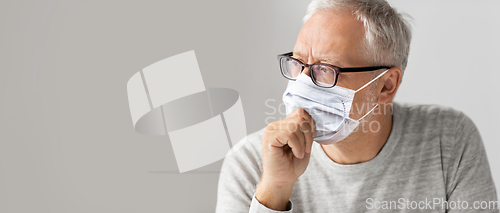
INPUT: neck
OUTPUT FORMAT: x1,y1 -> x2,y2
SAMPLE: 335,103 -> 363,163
320,104 -> 393,165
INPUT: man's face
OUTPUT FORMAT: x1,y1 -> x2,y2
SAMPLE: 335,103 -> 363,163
292,9 -> 380,119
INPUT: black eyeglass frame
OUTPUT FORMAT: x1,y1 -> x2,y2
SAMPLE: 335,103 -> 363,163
277,52 -> 391,88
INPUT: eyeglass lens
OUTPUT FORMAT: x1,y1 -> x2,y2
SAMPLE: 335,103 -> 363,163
280,57 -> 336,87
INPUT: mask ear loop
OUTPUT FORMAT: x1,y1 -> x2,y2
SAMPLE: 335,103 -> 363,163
355,69 -> 389,93
357,103 -> 379,121
354,69 -> 389,121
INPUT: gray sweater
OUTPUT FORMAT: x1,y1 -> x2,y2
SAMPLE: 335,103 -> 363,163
216,102 -> 498,212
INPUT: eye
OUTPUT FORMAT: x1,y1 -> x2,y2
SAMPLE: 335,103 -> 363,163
286,58 -> 300,66
320,66 -> 333,73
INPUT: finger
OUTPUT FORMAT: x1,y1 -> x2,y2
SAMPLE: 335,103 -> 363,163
282,126 -> 305,159
288,108 -> 306,118
299,119 -> 314,153
267,121 -> 299,145
294,108 -> 316,137
293,123 -> 307,155
287,134 -> 305,159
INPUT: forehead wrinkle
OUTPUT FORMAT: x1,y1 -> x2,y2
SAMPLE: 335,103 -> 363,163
308,10 -> 365,67
310,14 -> 345,65
293,36 -> 312,59
292,49 -> 344,67
293,20 -> 351,67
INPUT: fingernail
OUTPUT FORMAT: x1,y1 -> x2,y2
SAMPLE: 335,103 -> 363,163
305,146 -> 311,153
297,152 -> 304,159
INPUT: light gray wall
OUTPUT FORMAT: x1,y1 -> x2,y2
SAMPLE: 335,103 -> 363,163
0,0 -> 498,212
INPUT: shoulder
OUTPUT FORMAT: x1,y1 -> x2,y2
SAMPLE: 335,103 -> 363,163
394,102 -> 486,184
395,102 -> 474,137
397,102 -> 463,123
396,104 -> 494,199
216,128 -> 266,212
216,128 -> 265,209
393,102 -> 483,164
219,127 -> 265,182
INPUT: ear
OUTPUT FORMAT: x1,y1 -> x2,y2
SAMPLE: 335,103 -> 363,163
378,67 -> 402,104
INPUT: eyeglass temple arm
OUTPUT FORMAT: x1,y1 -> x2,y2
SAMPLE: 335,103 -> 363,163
340,66 -> 391,72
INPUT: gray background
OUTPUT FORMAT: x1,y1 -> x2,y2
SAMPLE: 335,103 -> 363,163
0,0 -> 498,212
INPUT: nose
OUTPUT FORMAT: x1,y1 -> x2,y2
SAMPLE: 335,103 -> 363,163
302,66 -> 312,77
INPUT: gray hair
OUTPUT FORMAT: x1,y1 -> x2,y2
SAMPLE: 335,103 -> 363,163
303,0 -> 412,73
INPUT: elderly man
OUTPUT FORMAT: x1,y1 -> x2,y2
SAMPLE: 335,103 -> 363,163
216,0 -> 498,212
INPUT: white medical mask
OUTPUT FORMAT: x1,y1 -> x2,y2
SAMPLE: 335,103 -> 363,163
282,70 -> 388,145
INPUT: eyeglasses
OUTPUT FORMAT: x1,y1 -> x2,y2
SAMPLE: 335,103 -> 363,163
277,52 -> 391,88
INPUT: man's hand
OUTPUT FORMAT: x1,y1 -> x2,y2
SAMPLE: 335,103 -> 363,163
255,108 -> 315,211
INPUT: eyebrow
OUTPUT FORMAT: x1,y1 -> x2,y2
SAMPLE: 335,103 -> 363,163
291,51 -> 307,60
292,51 -> 343,67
